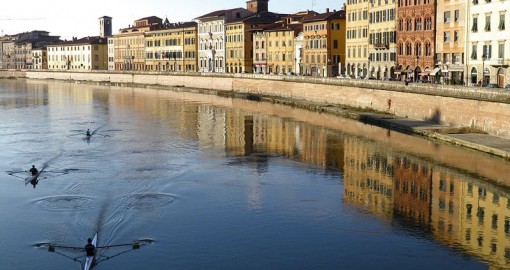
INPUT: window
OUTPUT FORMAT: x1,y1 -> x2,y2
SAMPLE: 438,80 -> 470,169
499,43 -> 505,59
333,40 -> 338,49
454,31 -> 459,42
444,11 -> 451,23
454,10 -> 460,22
472,17 -> 478,32
485,15 -> 491,31
500,14 -> 506,30
483,44 -> 492,58
444,31 -> 451,42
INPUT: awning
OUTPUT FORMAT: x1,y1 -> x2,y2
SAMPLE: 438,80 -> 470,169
394,71 -> 402,75
419,72 -> 430,76
442,69 -> 449,73
430,67 -> 441,76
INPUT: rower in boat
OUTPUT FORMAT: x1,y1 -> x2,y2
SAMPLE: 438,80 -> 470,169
84,234 -> 97,270
85,237 -> 96,257
86,129 -> 91,137
29,165 -> 38,176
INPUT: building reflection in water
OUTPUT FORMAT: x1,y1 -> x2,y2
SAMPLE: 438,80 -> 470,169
342,136 -> 510,268
220,109 -> 510,269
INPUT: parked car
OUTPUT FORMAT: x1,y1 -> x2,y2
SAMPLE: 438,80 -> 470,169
505,84 -> 510,89
485,83 -> 500,88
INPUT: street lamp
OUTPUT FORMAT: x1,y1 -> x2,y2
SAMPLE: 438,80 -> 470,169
415,55 -> 420,82
481,54 -> 487,87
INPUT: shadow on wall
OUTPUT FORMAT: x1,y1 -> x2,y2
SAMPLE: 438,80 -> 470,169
429,108 -> 441,124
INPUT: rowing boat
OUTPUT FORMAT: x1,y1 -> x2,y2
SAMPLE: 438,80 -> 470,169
24,165 -> 47,186
84,233 -> 98,270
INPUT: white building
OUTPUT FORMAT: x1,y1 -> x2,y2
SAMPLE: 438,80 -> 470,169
466,0 -> 509,86
195,8 -> 253,73
295,32 -> 304,75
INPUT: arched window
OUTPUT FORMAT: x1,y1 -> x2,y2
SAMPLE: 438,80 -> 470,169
425,17 -> 433,30
415,18 -> 422,31
406,19 -> 412,31
425,42 -> 432,56
406,42 -> 412,55
415,42 -> 422,56
398,43 -> 404,55
399,19 -> 404,31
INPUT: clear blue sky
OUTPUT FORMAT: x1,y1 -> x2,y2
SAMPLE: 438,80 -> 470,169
0,0 -> 344,39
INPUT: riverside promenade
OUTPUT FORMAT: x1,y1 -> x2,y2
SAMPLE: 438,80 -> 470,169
3,69 -> 510,160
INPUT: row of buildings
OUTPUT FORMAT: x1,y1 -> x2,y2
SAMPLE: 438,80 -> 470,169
0,0 -> 509,86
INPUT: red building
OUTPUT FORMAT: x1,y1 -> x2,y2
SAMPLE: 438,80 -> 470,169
396,0 -> 436,82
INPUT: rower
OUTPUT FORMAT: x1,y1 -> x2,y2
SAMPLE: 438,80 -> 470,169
86,129 -> 91,137
85,238 -> 96,257
29,165 -> 38,176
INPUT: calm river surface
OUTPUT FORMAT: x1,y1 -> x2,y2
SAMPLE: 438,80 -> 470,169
1,79 -> 510,269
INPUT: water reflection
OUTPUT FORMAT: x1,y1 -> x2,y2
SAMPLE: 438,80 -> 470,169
343,137 -> 510,268
3,79 -> 510,269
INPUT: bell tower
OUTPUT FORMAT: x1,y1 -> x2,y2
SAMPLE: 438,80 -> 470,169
99,16 -> 112,38
246,0 -> 269,14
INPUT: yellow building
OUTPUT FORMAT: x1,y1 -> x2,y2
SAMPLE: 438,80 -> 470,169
429,170 -> 510,269
343,136 -> 394,217
346,0 -> 369,78
112,16 -> 162,71
47,36 -> 108,70
302,9 -> 347,77
264,23 -> 303,75
367,0 -> 397,80
225,12 -> 281,73
145,20 -> 198,72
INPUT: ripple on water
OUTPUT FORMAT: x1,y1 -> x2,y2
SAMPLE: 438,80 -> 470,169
119,193 -> 175,210
32,195 -> 94,211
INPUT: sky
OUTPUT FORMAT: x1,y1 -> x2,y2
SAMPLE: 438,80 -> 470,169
0,0 -> 344,39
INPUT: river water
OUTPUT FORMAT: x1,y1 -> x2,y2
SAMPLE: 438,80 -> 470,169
1,79 -> 510,269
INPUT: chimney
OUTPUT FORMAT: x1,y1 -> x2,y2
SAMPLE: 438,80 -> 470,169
326,8 -> 330,13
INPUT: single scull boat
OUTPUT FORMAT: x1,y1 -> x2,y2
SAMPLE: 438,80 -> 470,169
83,233 -> 98,270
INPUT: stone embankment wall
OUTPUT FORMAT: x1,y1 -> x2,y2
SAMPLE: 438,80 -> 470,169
4,70 -> 510,139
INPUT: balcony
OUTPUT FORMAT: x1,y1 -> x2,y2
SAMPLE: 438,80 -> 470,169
491,58 -> 510,67
374,43 -> 389,50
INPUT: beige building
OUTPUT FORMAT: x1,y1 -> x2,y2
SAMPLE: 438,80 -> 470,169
47,36 -> 108,70
145,19 -> 198,72
346,0 -> 369,78
435,0 -> 466,84
31,47 -> 47,70
112,16 -> 162,71
368,0 -> 397,80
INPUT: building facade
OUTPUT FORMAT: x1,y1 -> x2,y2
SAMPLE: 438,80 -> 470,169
396,0 -> 437,82
47,36 -> 108,70
264,23 -> 303,75
465,0 -> 510,87
435,0 -> 466,85
302,9 -> 347,77
196,8 -> 253,73
346,0 -> 369,78
112,16 -> 162,71
145,20 -> 198,72
13,31 -> 60,69
368,0 -> 397,80
31,47 -> 47,70
226,12 -> 282,74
